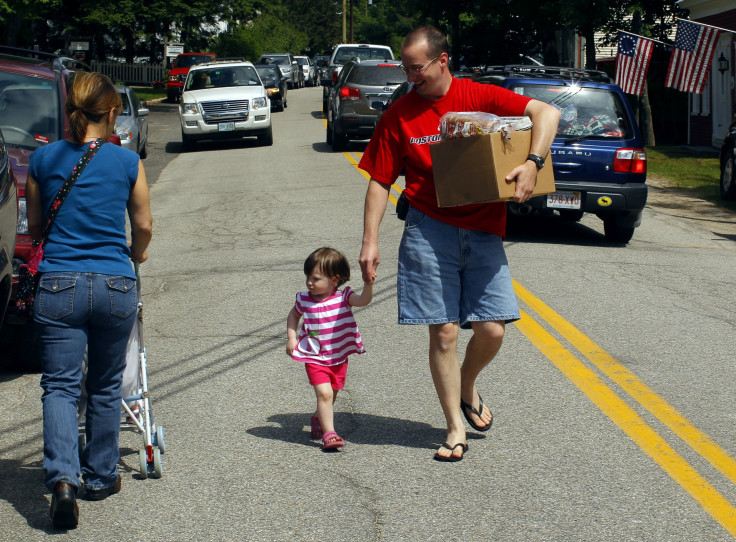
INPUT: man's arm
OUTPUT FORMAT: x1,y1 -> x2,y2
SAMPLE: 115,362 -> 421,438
505,99 -> 560,203
359,179 -> 390,283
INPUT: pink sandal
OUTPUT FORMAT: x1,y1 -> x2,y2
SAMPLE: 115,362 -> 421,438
322,431 -> 344,450
310,415 -> 323,439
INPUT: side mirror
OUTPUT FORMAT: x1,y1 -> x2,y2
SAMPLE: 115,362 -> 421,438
138,108 -> 150,117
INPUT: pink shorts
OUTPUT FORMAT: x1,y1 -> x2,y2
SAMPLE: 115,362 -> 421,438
304,361 -> 348,390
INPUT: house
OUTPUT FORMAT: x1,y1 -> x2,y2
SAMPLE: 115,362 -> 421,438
678,0 -> 736,148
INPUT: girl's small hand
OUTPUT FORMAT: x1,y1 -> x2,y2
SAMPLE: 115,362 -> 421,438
286,337 -> 297,356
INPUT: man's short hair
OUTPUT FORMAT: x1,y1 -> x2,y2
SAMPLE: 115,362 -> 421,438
402,26 -> 449,58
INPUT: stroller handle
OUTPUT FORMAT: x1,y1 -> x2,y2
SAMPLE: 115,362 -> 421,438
133,260 -> 141,294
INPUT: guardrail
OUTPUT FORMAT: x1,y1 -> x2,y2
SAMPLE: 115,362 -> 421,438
91,61 -> 164,85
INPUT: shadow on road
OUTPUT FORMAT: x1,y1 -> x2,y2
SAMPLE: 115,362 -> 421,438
0,458 -> 53,533
505,213 -> 619,247
248,412 -> 487,451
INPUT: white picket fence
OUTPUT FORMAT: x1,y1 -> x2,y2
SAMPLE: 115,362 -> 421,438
91,61 -> 165,85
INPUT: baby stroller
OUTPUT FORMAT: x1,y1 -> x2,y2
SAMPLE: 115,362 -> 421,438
78,262 -> 166,479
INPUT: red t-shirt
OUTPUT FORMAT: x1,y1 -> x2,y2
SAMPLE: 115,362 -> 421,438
359,77 -> 532,235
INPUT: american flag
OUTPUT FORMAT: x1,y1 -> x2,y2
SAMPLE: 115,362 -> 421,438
665,20 -> 721,94
615,32 -> 655,96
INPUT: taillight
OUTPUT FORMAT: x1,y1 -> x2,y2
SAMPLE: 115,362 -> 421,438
332,70 -> 338,84
613,148 -> 647,174
340,87 -> 360,100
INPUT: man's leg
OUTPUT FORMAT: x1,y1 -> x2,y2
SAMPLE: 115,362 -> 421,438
428,322 -> 466,460
460,320 -> 505,429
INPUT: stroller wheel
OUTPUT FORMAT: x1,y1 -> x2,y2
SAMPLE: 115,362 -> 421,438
152,447 -> 163,479
139,449 -> 148,479
155,426 -> 166,454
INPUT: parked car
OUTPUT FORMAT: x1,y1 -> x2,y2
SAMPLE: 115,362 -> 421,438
476,65 -> 647,243
312,55 -> 329,85
115,85 -> 149,157
257,53 -> 299,89
0,46 -> 85,323
325,59 -> 405,151
179,59 -> 272,149
322,43 -> 394,114
0,129 -> 17,327
294,56 -> 317,87
167,52 -> 216,103
719,120 -> 736,199
254,64 -> 287,112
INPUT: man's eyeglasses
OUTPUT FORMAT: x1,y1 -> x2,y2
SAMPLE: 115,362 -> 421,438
398,55 -> 440,74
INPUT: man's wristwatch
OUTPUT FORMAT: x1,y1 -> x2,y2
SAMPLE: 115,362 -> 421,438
526,153 -> 545,170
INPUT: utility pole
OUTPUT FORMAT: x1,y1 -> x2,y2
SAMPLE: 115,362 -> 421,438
350,0 -> 354,43
342,0 -> 346,42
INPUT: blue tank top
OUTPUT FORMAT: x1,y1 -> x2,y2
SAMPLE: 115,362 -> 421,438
29,140 -> 139,279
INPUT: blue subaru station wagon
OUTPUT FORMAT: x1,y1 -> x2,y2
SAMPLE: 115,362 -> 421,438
477,66 -> 647,243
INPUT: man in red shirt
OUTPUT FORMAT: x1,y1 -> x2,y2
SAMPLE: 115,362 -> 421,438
359,26 -> 559,461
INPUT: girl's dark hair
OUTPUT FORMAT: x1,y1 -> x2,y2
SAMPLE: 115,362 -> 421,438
66,71 -> 122,144
304,247 -> 350,287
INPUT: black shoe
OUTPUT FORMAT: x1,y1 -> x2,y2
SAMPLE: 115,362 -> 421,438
83,474 -> 122,501
50,482 -> 78,529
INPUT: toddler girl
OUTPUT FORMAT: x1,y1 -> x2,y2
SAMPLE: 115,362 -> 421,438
286,247 -> 373,450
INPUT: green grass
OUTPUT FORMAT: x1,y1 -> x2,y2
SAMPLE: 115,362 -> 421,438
131,86 -> 167,102
646,146 -> 735,210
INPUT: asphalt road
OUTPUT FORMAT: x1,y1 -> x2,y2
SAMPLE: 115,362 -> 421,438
2,86 -> 736,541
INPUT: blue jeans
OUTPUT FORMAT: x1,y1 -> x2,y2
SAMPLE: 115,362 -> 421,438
398,207 -> 520,327
35,272 -> 137,492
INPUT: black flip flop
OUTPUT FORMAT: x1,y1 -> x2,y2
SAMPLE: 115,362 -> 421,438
433,442 -> 468,462
461,393 -> 493,432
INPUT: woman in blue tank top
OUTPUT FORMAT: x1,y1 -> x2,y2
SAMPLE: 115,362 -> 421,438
25,71 -> 153,529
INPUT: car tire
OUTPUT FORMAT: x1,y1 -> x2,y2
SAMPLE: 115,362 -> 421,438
603,218 -> 635,244
277,101 -> 285,112
326,121 -> 333,144
181,132 -> 195,151
331,122 -> 347,152
258,126 -> 274,147
139,140 -> 147,159
720,152 -> 736,199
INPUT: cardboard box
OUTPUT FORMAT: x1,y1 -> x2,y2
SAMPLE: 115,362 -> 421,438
430,129 -> 555,207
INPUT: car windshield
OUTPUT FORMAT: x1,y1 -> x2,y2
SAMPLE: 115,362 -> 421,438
509,84 -> 632,139
174,55 -> 213,68
295,58 -> 308,66
118,92 -> 131,116
0,72 -> 60,149
185,66 -> 262,90
262,57 -> 289,66
255,67 -> 280,84
334,47 -> 392,64
347,65 -> 406,86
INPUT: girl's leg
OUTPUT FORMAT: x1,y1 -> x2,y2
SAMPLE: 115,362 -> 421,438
314,383 -> 337,436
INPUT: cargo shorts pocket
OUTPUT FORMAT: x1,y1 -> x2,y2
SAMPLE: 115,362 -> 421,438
106,277 -> 137,318
37,276 -> 77,320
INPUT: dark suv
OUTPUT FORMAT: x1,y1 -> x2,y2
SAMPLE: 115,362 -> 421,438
477,66 -> 647,243
0,47 -> 84,323
326,59 -> 405,151
719,120 -> 735,199
0,129 -> 17,327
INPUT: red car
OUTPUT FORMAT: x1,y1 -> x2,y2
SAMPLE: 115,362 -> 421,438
0,47 -> 85,323
167,52 -> 216,103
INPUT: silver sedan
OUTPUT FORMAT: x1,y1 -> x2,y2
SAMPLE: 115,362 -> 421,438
115,85 -> 149,158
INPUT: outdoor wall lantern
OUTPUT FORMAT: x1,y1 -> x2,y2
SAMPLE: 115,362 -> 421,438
717,52 -> 729,74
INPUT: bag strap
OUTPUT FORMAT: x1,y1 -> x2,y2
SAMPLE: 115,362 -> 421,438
40,138 -> 103,244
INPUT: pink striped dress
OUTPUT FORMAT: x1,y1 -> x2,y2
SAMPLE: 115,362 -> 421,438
290,287 -> 365,366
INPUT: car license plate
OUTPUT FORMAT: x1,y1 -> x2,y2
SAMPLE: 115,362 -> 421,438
547,191 -> 581,209
218,122 -> 235,132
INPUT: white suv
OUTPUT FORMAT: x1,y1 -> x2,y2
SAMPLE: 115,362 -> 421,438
179,60 -> 273,149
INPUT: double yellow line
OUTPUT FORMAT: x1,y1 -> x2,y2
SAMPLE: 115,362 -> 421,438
339,141 -> 736,534
515,281 -> 736,536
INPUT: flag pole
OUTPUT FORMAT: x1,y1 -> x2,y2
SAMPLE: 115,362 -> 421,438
675,17 -> 736,36
617,30 -> 668,46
